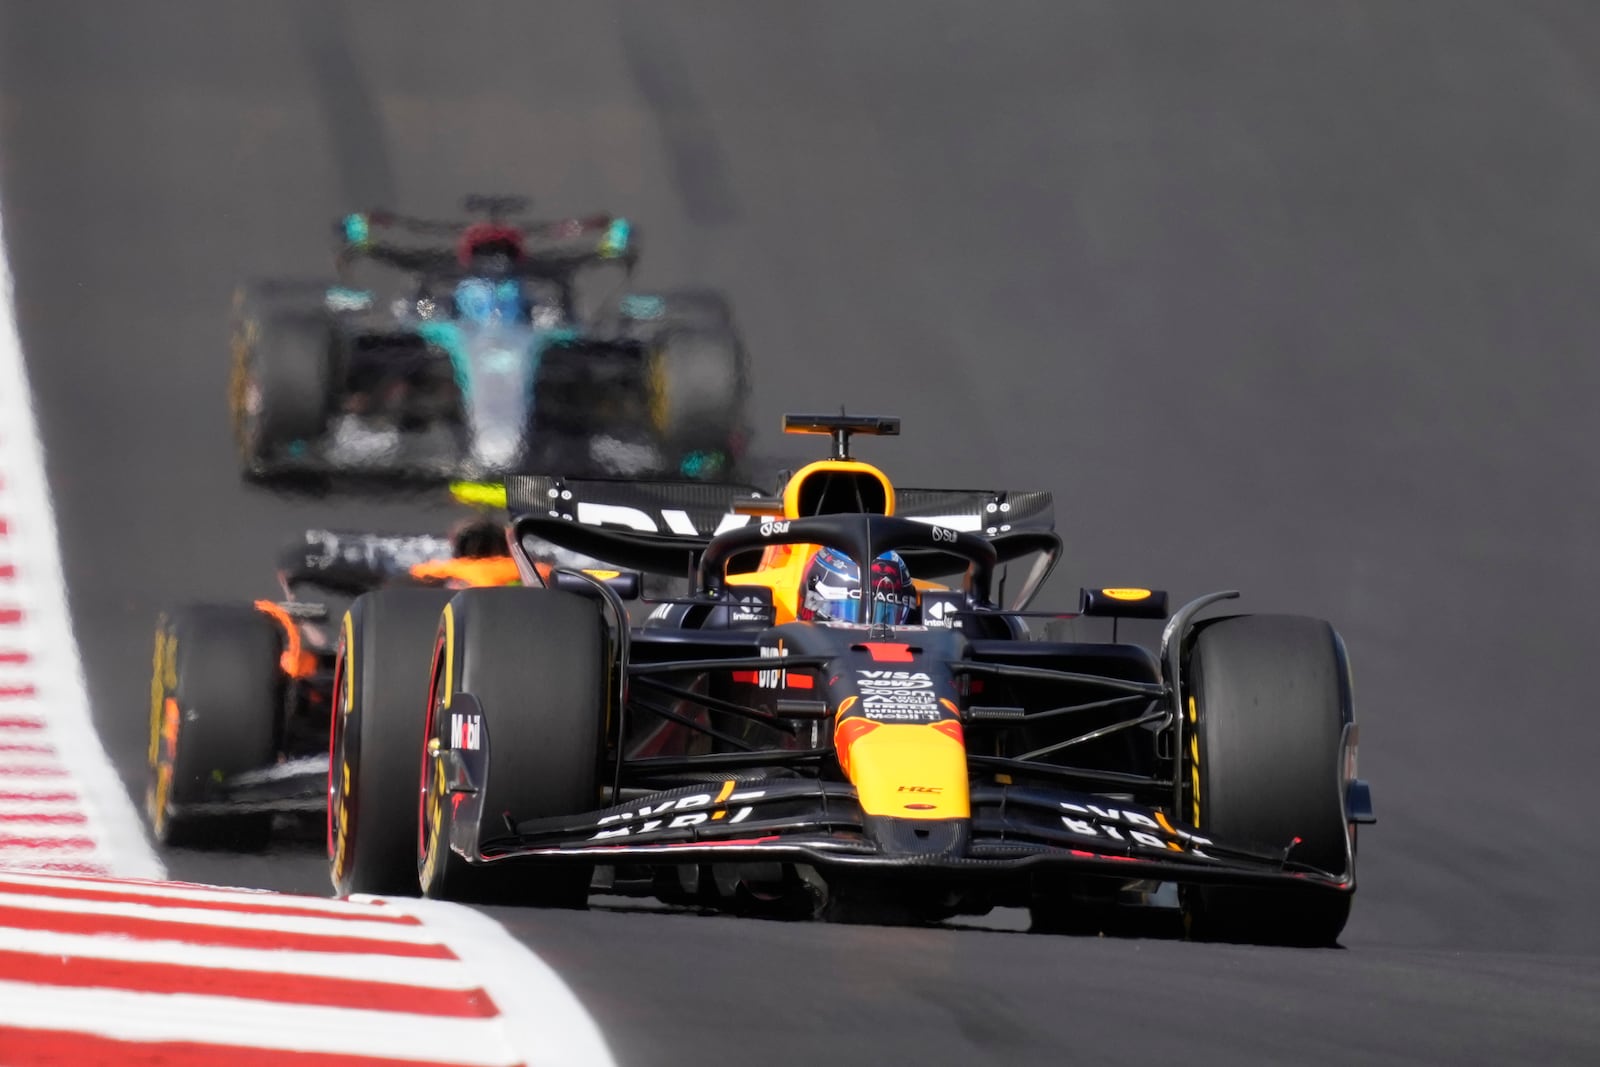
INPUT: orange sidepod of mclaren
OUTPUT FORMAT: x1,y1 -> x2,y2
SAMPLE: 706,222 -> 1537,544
408,557 -> 522,588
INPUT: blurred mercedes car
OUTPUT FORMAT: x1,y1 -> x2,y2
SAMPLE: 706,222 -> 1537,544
228,195 -> 749,487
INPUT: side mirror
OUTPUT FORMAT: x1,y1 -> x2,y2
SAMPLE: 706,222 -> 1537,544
1078,587 -> 1168,620
550,568 -> 642,601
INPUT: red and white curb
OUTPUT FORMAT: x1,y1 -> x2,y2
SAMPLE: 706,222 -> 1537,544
0,870 -> 614,1065
0,153 -> 614,1064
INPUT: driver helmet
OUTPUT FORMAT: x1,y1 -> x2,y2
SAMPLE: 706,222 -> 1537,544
797,547 -> 917,625
449,517 -> 508,559
453,276 -> 526,324
458,223 -> 524,271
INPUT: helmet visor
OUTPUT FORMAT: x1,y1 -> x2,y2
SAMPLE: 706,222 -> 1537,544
803,550 -> 915,625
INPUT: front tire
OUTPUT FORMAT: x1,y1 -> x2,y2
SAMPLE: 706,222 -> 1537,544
1180,614 -> 1355,946
649,327 -> 748,471
231,292 -> 334,480
329,588 -> 456,897
146,606 -> 281,850
419,587 -> 608,906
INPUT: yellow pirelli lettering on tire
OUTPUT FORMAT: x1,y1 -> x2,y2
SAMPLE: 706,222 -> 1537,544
341,611 -> 356,714
1188,694 -> 1200,824
648,354 -> 669,433
420,758 -> 447,888
441,602 -> 455,710
148,627 -> 170,764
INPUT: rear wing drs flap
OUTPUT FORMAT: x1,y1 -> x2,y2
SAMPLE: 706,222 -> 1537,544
336,206 -> 637,279
505,475 -> 1062,606
506,475 -> 767,576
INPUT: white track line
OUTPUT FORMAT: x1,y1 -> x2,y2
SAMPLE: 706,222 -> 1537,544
0,979 -> 522,1066
0,926 -> 478,987
0,888 -> 452,943
0,188 -> 162,880
0,867 -> 398,912
0,823 -> 91,843
0,798 -> 85,817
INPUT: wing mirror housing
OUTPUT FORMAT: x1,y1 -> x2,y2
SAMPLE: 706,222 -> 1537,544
550,568 -> 642,601
1078,587 -> 1169,619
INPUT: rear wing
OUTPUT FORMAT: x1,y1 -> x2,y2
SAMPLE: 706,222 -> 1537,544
506,475 -> 767,577
505,475 -> 1062,606
894,487 -> 1053,535
892,488 -> 1060,607
335,208 -> 636,278
277,530 -> 454,597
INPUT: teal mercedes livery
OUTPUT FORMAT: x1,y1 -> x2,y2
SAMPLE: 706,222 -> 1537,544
230,196 -> 750,486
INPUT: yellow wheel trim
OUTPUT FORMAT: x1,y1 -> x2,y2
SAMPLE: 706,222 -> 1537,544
331,760 -> 353,880
421,609 -> 454,889
1187,694 -> 1200,826
147,625 -> 180,833
1179,693 -> 1202,937
420,738 -> 447,889
331,612 -> 357,881
148,699 -> 181,836
227,318 -> 259,454
341,611 -> 355,713
148,625 -> 173,765
439,604 -> 455,710
647,353 -> 669,433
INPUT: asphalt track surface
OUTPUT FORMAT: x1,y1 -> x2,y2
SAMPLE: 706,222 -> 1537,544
4,2 -> 1600,1063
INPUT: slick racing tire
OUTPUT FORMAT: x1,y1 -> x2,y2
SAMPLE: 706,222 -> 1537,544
231,294 -> 334,480
419,588 -> 607,907
1180,614 -> 1355,947
146,606 -> 280,850
329,588 -> 456,897
649,327 -> 748,469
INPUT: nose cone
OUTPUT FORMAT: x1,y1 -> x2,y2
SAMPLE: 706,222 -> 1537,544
836,720 -> 970,821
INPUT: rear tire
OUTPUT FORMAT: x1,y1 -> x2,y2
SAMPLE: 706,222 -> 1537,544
145,606 -> 280,850
231,290 -> 334,479
419,587 -> 608,907
649,327 -> 748,472
1180,614 -> 1355,946
329,588 -> 457,897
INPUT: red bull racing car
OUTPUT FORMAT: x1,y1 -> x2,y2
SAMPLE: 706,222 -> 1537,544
329,414 -> 1375,944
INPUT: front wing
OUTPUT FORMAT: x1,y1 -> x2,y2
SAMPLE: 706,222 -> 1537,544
446,775 -> 1352,892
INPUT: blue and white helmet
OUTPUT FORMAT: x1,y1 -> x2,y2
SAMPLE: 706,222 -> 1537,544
798,547 -> 917,625
454,277 -> 525,324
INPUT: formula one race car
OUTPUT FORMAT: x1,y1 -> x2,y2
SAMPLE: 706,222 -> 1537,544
229,195 -> 749,486
145,519 -> 527,849
330,414 -> 1375,945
